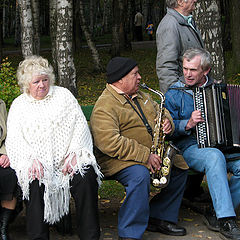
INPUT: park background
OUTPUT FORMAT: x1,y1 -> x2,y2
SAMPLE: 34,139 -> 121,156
0,0 -> 240,109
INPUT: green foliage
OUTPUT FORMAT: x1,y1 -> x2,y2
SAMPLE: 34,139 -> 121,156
0,58 -> 20,110
98,180 -> 125,199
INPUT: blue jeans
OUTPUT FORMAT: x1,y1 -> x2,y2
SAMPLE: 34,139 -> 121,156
114,164 -> 187,239
183,144 -> 240,219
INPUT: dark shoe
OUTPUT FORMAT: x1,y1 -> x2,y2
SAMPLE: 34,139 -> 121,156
0,208 -> 14,240
203,211 -> 220,232
219,217 -> 240,239
147,217 -> 186,236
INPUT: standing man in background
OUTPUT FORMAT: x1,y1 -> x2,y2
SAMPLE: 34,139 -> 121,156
134,10 -> 144,41
156,0 -> 204,94
156,0 -> 205,202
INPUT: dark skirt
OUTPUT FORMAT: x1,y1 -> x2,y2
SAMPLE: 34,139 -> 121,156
0,166 -> 19,201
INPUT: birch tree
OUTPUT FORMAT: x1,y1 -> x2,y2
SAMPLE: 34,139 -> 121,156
79,0 -> 103,71
49,0 -> 58,76
111,0 -> 127,56
31,0 -> 40,54
18,0 -> 40,57
18,0 -> 34,57
55,0 -> 77,95
15,1 -> 21,47
194,0 -> 225,82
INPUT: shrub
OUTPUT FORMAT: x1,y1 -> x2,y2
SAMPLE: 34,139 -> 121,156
0,58 -> 20,110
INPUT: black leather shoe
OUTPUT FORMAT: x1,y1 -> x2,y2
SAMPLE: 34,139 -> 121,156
147,218 -> 186,236
203,211 -> 220,232
219,217 -> 240,240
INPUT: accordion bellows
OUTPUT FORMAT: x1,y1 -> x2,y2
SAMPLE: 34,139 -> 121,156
193,84 -> 240,150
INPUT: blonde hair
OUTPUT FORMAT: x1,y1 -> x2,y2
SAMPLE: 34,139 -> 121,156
17,55 -> 55,93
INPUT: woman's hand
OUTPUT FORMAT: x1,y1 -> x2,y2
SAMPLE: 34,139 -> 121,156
0,155 -> 10,168
62,154 -> 77,176
28,159 -> 44,180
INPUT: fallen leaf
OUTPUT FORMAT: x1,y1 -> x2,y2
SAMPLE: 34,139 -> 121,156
101,199 -> 110,204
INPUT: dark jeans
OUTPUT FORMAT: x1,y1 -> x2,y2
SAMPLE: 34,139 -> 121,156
26,166 -> 100,240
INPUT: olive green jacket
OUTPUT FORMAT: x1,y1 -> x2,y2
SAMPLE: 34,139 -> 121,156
90,84 -> 188,177
0,100 -> 7,155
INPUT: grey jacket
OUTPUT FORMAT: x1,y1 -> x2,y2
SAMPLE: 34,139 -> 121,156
156,8 -> 204,93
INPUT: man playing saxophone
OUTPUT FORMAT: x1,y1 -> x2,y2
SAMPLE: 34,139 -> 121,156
90,57 -> 188,240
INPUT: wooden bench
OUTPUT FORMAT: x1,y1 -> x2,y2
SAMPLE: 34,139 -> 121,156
81,104 -> 198,175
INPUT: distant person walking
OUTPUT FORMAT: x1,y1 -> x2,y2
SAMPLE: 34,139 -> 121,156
134,10 -> 144,41
146,21 -> 154,41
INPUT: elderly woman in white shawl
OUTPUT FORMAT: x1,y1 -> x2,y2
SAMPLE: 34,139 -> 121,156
6,56 -> 102,240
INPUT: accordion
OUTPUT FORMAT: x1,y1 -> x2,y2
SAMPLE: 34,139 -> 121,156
193,83 -> 240,150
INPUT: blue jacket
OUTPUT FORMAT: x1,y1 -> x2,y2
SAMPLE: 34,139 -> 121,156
164,77 -> 213,153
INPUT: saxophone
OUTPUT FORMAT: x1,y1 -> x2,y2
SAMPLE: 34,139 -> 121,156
140,83 -> 179,188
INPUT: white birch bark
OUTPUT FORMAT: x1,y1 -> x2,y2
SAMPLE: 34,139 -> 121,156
194,1 -> 225,82
18,0 -> 34,57
56,0 -> 77,95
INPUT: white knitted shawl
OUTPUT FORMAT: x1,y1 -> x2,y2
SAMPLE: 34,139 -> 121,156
6,86 -> 102,224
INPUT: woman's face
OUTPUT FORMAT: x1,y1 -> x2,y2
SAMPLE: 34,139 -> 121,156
28,74 -> 50,100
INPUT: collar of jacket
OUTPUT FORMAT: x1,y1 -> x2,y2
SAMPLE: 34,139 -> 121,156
179,75 -> 214,87
106,84 -> 143,105
167,7 -> 189,26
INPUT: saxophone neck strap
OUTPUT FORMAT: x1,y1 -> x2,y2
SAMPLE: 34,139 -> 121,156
124,95 -> 153,138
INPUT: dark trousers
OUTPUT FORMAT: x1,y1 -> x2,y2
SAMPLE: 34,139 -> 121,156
26,166 -> 100,240
114,165 -> 187,239
135,26 -> 143,41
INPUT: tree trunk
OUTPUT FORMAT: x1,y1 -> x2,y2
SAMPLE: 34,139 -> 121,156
2,0 -> 6,38
55,0 -> 77,96
130,0 -> 136,41
31,0 -> 40,55
79,0 -> 103,72
194,0 -> 225,82
73,0 -> 82,52
89,0 -> 94,34
0,3 -> 3,62
229,0 -> 240,74
15,1 -> 21,47
18,0 -> 34,57
111,0 -> 122,56
49,0 -> 58,79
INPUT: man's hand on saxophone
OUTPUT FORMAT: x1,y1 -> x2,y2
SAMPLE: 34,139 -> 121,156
163,118 -> 172,135
147,154 -> 162,173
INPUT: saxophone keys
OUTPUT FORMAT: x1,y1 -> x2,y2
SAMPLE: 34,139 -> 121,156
163,157 -> 171,167
160,176 -> 167,184
152,178 -> 161,187
161,166 -> 169,176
